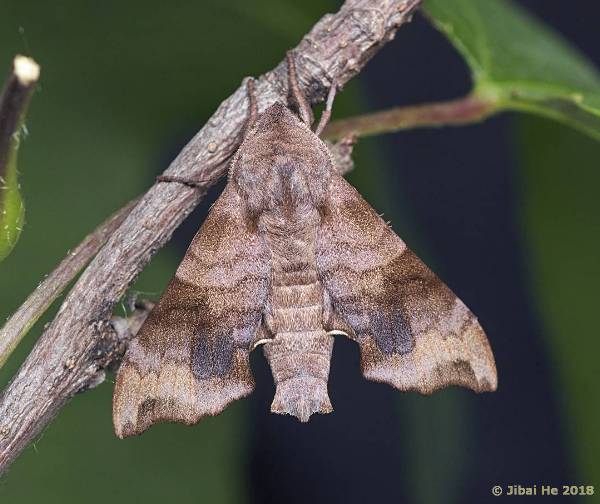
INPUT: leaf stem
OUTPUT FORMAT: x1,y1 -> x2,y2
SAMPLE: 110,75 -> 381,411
323,93 -> 497,140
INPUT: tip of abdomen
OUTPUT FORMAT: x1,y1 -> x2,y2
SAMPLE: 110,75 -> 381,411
271,376 -> 333,422
264,331 -> 334,422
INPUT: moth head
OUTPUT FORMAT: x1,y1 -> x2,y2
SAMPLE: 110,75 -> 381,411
230,102 -> 334,220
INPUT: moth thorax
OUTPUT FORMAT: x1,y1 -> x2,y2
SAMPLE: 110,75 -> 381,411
263,331 -> 334,422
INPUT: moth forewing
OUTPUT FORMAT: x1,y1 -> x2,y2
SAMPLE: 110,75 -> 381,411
112,185 -> 269,438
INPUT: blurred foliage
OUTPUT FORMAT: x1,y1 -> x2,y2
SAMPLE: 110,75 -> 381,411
425,0 -> 600,140
423,0 -> 600,485
514,117 -> 600,483
425,0 -> 600,488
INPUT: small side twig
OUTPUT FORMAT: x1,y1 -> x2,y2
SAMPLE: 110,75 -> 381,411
88,300 -> 155,388
109,299 -> 155,359
67,300 -> 156,394
327,134 -> 357,175
0,198 -> 139,368
0,55 -> 39,183
323,94 -> 497,140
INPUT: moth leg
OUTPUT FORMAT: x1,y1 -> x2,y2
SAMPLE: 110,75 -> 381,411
286,51 -> 314,127
241,77 -> 258,139
156,175 -> 205,188
156,80 -> 258,190
314,79 -> 338,137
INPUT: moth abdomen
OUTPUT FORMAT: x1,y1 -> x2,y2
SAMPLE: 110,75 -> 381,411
261,261 -> 335,422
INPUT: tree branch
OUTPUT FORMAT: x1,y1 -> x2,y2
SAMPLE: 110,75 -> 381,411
323,94 -> 497,140
0,0 -> 422,474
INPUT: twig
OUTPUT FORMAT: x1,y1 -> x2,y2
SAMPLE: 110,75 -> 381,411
86,300 -> 155,388
0,0 -> 422,474
0,56 -> 39,183
327,135 -> 357,175
323,94 -> 497,140
0,198 -> 139,368
109,299 -> 155,359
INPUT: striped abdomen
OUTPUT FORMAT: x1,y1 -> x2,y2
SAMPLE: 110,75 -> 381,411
261,213 -> 334,422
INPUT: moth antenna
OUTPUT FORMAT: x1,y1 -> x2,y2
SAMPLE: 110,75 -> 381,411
156,174 -> 204,188
314,79 -> 338,137
286,51 -> 314,126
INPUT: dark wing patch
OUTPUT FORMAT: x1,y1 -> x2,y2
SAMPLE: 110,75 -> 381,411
113,184 -> 270,437
316,175 -> 497,394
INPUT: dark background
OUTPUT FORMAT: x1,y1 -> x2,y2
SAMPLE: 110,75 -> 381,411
0,1 -> 598,503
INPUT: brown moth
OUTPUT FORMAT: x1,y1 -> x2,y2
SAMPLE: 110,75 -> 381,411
112,53 -> 497,438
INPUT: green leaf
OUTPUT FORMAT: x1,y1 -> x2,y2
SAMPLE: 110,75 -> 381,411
0,127 -> 26,263
514,116 -> 600,485
0,56 -> 39,262
424,0 -> 600,141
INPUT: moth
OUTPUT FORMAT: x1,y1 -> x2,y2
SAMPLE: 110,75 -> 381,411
113,53 -> 497,438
